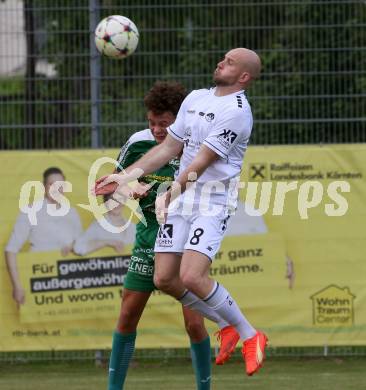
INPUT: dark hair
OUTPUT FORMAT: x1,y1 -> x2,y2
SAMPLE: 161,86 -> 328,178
43,167 -> 65,184
103,193 -> 113,203
144,81 -> 187,116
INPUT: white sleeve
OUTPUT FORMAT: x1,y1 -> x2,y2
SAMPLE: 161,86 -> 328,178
5,212 -> 31,253
203,107 -> 252,158
115,136 -> 132,172
167,93 -> 192,142
73,222 -> 99,256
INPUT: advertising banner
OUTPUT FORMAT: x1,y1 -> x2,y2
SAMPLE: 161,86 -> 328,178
0,145 -> 365,350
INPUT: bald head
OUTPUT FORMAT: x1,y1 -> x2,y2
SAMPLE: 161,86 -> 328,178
213,48 -> 262,92
227,48 -> 262,80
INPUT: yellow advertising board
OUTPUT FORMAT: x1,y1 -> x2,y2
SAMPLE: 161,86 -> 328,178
0,145 -> 365,351
18,250 -> 132,323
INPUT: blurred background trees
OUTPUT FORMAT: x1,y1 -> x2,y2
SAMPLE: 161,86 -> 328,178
0,0 -> 365,148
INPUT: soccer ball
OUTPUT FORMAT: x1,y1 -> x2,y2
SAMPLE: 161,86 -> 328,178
94,15 -> 139,59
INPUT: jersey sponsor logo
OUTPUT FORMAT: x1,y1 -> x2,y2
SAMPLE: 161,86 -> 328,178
168,157 -> 180,167
187,109 -> 195,114
186,139 -> 202,150
217,129 -> 238,148
184,128 -> 192,138
197,111 -> 215,122
129,261 -> 154,276
157,224 -> 173,247
183,127 -> 192,147
159,224 -> 173,238
184,127 -> 202,150
205,112 -> 215,122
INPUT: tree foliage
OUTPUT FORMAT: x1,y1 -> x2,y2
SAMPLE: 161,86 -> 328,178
1,0 -> 365,148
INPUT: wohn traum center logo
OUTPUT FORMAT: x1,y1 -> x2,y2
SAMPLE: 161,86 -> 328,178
310,285 -> 355,327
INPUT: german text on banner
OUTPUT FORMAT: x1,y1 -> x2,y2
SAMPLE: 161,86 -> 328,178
0,145 -> 365,351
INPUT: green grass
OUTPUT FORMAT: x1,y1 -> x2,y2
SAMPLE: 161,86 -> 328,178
0,357 -> 364,390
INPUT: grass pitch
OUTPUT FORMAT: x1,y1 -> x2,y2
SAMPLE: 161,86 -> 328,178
0,357 -> 364,390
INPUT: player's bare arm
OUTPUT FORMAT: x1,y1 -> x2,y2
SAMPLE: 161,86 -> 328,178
94,134 -> 183,195
174,145 -> 219,194
155,145 -> 219,223
125,133 -> 183,176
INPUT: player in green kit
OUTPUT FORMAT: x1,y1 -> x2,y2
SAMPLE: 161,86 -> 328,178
107,81 -> 218,390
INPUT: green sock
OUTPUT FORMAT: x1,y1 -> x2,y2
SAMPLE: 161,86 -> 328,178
190,336 -> 212,390
108,330 -> 136,390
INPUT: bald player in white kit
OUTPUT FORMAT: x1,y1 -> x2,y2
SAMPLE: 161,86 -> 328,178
95,48 -> 268,376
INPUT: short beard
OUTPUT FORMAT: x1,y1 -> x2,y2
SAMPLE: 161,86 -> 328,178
213,75 -> 232,87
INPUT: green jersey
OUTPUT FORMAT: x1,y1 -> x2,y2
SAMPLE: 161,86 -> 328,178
116,128 -> 179,228
115,129 -> 179,292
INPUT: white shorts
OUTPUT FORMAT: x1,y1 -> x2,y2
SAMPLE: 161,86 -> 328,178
154,207 -> 230,261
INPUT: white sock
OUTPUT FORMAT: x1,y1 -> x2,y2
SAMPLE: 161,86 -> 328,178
179,290 -> 229,329
203,282 -> 256,340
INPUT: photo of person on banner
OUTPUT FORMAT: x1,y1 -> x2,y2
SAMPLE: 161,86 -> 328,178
73,193 -> 135,256
4,167 -> 82,306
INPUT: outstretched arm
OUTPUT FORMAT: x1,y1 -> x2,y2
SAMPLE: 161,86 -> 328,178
94,134 -> 183,195
125,134 -> 183,176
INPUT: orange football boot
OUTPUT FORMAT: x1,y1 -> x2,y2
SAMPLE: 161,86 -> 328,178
242,331 -> 268,376
215,325 -> 240,365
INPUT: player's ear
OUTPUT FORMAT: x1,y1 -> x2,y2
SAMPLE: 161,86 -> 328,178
239,71 -> 251,85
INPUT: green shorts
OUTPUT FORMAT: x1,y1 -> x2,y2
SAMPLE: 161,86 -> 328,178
123,216 -> 158,292
123,246 -> 156,292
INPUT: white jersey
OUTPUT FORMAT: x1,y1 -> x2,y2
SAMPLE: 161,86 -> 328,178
168,87 -> 253,206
